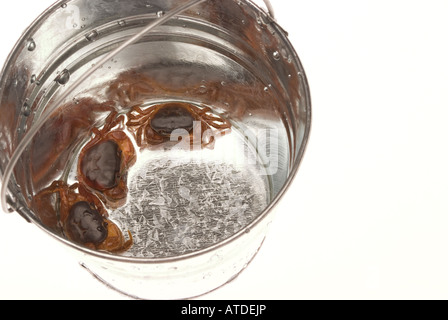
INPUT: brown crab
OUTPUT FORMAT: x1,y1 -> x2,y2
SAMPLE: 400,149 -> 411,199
77,111 -> 136,209
126,102 -> 231,149
32,181 -> 132,253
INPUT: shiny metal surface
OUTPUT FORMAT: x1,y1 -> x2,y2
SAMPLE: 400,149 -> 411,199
0,0 -> 310,299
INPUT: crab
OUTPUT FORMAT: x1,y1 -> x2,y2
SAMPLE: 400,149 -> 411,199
77,110 -> 136,209
32,181 -> 133,253
126,102 -> 231,150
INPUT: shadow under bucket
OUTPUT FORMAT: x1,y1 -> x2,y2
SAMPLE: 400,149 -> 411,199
0,0 -> 311,299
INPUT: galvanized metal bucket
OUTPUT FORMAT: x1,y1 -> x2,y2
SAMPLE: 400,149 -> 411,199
0,0 -> 311,299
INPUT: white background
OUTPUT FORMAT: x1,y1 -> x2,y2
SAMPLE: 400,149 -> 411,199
1,0 -> 448,300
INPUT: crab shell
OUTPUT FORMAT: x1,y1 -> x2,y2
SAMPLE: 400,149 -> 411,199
126,102 -> 231,150
32,181 -> 132,253
77,129 -> 136,209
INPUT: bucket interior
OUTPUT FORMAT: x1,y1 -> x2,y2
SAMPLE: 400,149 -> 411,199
0,0 -> 310,259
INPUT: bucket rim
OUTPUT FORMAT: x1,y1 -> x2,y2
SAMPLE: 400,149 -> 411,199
0,0 -> 312,265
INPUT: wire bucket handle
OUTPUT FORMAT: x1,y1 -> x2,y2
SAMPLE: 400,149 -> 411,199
259,0 -> 275,20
